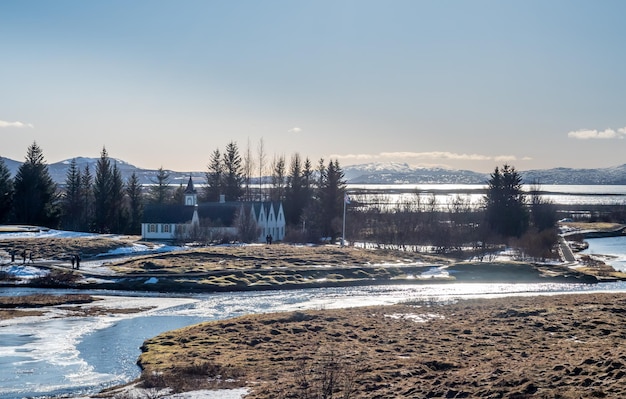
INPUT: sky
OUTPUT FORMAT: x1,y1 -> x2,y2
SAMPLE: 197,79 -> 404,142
1,0 -> 626,174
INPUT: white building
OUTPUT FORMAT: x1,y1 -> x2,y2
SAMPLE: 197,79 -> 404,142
141,177 -> 285,242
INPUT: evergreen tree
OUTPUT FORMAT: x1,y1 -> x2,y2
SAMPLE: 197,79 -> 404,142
148,167 -> 171,204
303,157 -> 313,193
304,159 -> 346,241
80,164 -> 94,231
0,157 -> 13,223
125,172 -> 143,234
13,142 -> 59,227
93,147 -> 114,233
110,163 -> 126,232
285,153 -> 308,226
270,154 -> 286,202
204,149 -> 223,202
61,158 -> 83,231
484,164 -> 528,238
223,141 -> 244,201
318,159 -> 347,240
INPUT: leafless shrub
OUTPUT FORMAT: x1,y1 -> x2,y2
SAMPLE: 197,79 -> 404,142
30,269 -> 80,287
287,347 -> 361,399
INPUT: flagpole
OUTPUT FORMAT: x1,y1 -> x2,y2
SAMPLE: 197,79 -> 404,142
342,196 -> 346,246
342,193 -> 348,246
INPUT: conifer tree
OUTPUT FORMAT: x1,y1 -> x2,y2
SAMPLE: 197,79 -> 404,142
80,164 -> 94,231
302,158 -> 346,241
484,164 -> 528,238
61,158 -> 83,231
223,141 -> 244,201
125,172 -> 143,234
204,149 -> 223,202
13,142 -> 59,227
0,157 -> 13,223
285,153 -> 307,226
317,159 -> 347,240
110,163 -> 126,232
270,154 -> 286,202
148,167 -> 171,204
93,147 -> 114,233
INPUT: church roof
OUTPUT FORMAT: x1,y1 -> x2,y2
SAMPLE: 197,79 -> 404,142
142,202 -> 242,226
184,176 -> 196,194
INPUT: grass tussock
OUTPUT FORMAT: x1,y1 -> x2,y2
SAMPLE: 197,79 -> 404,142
138,293 -> 626,398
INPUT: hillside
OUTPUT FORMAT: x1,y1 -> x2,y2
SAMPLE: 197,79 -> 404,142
3,156 -> 626,185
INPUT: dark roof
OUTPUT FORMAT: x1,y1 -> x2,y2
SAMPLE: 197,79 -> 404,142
142,202 -> 243,226
143,204 -> 195,224
196,203 -> 240,226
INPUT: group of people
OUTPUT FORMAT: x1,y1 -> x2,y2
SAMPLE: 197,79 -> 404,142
265,234 -> 273,245
9,249 -> 33,264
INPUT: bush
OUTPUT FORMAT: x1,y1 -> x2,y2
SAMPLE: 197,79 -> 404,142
30,270 -> 80,287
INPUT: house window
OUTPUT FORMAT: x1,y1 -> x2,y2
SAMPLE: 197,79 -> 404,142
162,224 -> 170,233
149,224 -> 157,233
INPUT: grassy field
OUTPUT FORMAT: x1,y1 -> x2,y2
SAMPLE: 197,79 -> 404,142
137,292 -> 626,398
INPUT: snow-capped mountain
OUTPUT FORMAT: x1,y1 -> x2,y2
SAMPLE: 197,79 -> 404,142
343,163 -> 489,184
1,156 -> 203,186
3,156 -> 626,185
344,162 -> 626,185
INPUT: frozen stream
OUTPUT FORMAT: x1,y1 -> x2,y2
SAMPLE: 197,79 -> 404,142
3,282 -> 626,398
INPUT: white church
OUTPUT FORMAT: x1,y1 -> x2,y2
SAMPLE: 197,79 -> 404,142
141,177 -> 285,243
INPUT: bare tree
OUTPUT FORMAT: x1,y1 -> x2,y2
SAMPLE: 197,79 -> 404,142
257,137 -> 266,201
243,137 -> 255,201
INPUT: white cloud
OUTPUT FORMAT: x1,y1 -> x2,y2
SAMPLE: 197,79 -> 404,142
288,127 -> 302,133
567,127 -> 626,140
0,120 -> 34,129
330,151 -> 517,162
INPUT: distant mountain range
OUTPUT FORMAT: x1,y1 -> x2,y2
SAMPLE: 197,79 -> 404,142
343,162 -> 626,185
2,156 -> 626,185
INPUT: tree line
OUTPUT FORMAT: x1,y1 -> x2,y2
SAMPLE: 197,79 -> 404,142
0,141 -> 349,241
345,164 -> 561,260
0,142 -> 562,257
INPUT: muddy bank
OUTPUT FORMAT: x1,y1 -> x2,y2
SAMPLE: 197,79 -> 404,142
138,293 -> 626,398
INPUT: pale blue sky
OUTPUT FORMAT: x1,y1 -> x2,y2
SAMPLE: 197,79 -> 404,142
1,1 -> 625,173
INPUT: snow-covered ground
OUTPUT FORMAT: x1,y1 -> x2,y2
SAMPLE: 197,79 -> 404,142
0,227 -> 187,277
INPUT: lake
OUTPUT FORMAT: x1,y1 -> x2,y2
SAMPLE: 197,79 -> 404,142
347,184 -> 626,208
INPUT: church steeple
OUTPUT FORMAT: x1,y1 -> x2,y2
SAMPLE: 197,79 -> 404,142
184,176 -> 197,206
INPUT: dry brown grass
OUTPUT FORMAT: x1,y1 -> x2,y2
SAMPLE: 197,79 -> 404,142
0,294 -> 155,320
0,236 -> 142,260
139,293 -> 626,398
108,244 -> 447,274
0,294 -> 95,320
